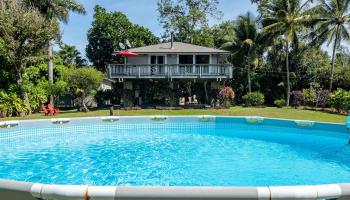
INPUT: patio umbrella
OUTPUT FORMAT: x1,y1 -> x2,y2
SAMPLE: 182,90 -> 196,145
113,51 -> 138,57
112,51 -> 139,66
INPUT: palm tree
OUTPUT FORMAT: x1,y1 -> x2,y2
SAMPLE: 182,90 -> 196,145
222,12 -> 261,93
24,0 -> 85,104
59,44 -> 80,65
261,0 -> 313,106
310,0 -> 350,91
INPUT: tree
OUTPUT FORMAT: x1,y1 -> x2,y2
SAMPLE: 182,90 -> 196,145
0,0 -> 59,113
86,5 -> 158,72
211,21 -> 235,48
310,0 -> 350,91
24,0 -> 86,104
157,0 -> 222,46
59,44 -> 79,65
58,44 -> 81,66
261,0 -> 313,106
222,12 -> 262,93
68,67 -> 103,112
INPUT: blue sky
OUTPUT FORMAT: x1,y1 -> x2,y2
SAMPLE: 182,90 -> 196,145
59,0 -> 257,58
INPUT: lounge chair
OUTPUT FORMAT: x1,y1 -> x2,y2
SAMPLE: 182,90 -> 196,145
179,97 -> 185,106
48,104 -> 60,115
188,97 -> 192,104
193,95 -> 198,104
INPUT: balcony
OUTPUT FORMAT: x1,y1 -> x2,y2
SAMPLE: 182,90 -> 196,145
108,64 -> 233,79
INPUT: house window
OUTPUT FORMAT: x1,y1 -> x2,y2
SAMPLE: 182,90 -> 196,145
150,55 -> 165,74
179,55 -> 193,74
195,55 -> 210,74
195,55 -> 210,64
179,55 -> 193,64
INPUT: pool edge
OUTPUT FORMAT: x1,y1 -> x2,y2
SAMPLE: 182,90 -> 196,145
2,179 -> 350,200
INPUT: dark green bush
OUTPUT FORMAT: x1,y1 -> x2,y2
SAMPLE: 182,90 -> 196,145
242,92 -> 265,107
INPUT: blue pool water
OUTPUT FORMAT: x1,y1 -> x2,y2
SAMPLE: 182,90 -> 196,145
0,117 -> 350,186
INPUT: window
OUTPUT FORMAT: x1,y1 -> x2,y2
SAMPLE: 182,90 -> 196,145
195,55 -> 210,64
195,55 -> 210,74
179,55 -> 193,64
150,55 -> 165,75
150,55 -> 165,64
179,55 -> 194,74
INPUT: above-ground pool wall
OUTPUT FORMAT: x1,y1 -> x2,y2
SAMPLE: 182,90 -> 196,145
2,179 -> 350,200
0,180 -> 36,200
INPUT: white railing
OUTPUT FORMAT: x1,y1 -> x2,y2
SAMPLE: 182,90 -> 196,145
108,64 -> 233,79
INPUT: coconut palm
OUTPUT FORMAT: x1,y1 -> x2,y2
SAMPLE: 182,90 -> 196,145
310,0 -> 350,91
261,0 -> 313,106
59,44 -> 80,65
24,0 -> 86,104
222,12 -> 261,93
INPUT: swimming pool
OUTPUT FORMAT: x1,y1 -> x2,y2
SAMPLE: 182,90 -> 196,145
1,116 -> 350,199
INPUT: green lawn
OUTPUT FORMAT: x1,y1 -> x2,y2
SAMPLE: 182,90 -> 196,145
1,106 -> 348,124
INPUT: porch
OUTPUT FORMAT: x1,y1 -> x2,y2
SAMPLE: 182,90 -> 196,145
108,64 -> 233,79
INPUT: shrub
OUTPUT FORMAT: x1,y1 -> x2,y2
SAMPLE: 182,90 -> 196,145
302,88 -> 317,107
0,91 -> 28,116
290,90 -> 303,107
315,89 -> 330,108
242,92 -> 264,107
329,88 -> 350,113
219,87 -> 235,108
274,99 -> 286,108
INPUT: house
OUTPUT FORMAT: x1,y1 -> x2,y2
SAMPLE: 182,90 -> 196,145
108,41 -> 233,106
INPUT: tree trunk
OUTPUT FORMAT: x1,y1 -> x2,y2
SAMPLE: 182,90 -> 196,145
286,42 -> 290,107
204,81 -> 209,103
245,52 -> 252,94
48,40 -> 54,105
329,26 -> 340,92
21,89 -> 31,115
15,66 -> 31,115
247,64 -> 252,93
81,94 -> 89,112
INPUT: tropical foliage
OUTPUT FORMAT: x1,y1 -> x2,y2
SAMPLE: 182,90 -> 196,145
24,0 -> 86,105
310,0 -> 350,91
68,67 -> 103,112
86,5 -> 158,71
157,0 -> 222,46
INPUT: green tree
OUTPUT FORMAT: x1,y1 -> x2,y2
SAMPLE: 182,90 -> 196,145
211,20 -> 235,48
222,12 -> 262,93
59,44 -> 79,66
157,0 -> 222,46
24,0 -> 86,104
86,5 -> 158,72
310,0 -> 350,91
261,0 -> 313,106
0,0 -> 59,113
68,67 -> 103,112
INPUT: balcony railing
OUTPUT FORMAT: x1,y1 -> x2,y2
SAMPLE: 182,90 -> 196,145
108,64 -> 233,79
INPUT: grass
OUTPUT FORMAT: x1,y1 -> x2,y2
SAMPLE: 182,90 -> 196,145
1,106 -> 348,124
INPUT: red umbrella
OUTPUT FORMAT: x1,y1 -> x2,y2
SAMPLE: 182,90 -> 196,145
112,51 -> 138,66
113,51 -> 138,56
